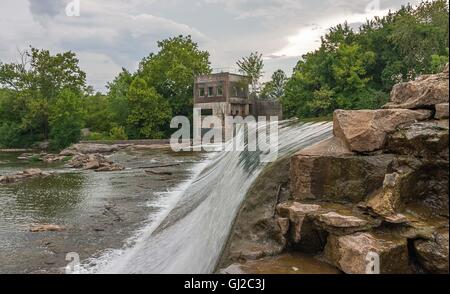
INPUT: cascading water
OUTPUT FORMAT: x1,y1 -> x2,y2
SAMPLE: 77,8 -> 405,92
84,120 -> 332,274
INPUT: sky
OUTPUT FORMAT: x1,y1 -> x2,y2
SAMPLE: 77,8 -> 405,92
0,0 -> 422,92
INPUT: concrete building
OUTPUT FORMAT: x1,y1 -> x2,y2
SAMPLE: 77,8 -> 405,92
193,72 -> 282,140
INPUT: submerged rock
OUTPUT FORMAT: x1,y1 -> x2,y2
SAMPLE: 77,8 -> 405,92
0,168 -> 51,184
383,65 -> 449,109
333,109 -> 432,152
30,224 -> 65,232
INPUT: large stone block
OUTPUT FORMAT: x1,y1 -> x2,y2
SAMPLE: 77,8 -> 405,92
324,232 -> 411,274
290,137 -> 394,203
365,158 -> 449,218
383,65 -> 449,109
333,109 -> 432,153
385,121 -> 449,160
414,230 -> 449,274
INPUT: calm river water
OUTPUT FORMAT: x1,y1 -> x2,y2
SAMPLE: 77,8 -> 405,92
0,149 -> 204,274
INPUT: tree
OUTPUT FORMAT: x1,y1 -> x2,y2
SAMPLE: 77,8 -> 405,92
49,89 -> 85,149
126,78 -> 172,139
236,52 -> 264,96
106,68 -> 133,128
138,35 -> 211,119
261,69 -> 287,100
0,47 -> 87,142
83,92 -> 111,133
281,0 -> 448,119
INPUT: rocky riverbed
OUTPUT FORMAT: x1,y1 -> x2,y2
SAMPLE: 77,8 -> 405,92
0,148 -> 205,274
219,65 -> 449,274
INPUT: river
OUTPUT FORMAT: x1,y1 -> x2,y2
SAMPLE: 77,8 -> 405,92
0,149 -> 205,273
0,120 -> 332,274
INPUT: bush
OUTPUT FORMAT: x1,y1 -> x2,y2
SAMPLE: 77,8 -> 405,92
83,132 -> 109,141
49,120 -> 82,150
109,126 -> 128,140
0,122 -> 33,148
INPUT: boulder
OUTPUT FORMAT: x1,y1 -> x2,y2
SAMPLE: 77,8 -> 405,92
66,153 -> 124,172
385,121 -> 449,160
383,66 -> 449,109
324,232 -> 411,274
0,168 -> 51,184
316,212 -> 368,228
365,158 -> 449,218
84,160 -> 100,170
61,143 -> 119,155
290,137 -> 394,202
435,103 -> 449,119
276,202 -> 320,243
414,231 -> 449,274
333,109 -> 432,152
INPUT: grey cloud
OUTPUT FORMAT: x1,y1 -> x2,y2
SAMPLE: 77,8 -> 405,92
28,0 -> 66,18
1,0 -> 422,91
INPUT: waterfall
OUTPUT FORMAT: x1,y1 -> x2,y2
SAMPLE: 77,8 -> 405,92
84,120 -> 332,274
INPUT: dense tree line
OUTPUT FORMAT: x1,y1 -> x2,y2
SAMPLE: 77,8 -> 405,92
281,0 -> 449,118
0,36 -> 210,149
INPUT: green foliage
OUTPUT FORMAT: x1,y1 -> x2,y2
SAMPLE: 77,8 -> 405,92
83,92 -> 111,133
261,70 -> 287,100
0,47 -> 87,148
0,35 -> 211,148
282,0 -> 449,118
106,68 -> 133,127
138,35 -> 211,119
49,89 -> 85,149
236,52 -> 264,96
109,125 -> 128,140
126,78 -> 172,139
83,132 -> 109,141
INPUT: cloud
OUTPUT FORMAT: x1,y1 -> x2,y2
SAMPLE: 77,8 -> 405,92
0,0 -> 423,91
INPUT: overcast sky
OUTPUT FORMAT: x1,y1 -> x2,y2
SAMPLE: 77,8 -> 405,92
0,0 -> 421,92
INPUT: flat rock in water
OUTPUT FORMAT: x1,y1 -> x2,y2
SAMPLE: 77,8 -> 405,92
30,224 -> 65,232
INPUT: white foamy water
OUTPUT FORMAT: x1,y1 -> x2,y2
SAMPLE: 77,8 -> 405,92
81,120 -> 332,274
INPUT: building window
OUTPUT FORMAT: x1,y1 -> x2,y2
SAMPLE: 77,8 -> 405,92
233,86 -> 238,97
208,87 -> 214,97
199,87 -> 205,97
217,86 -> 223,96
201,109 -> 213,116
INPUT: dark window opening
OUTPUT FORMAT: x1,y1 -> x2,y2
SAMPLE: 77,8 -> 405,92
208,87 -> 214,97
233,86 -> 238,97
201,109 -> 213,116
217,86 -> 223,96
199,87 -> 205,97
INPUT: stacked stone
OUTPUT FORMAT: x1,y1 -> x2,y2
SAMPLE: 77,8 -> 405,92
284,64 -> 449,274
